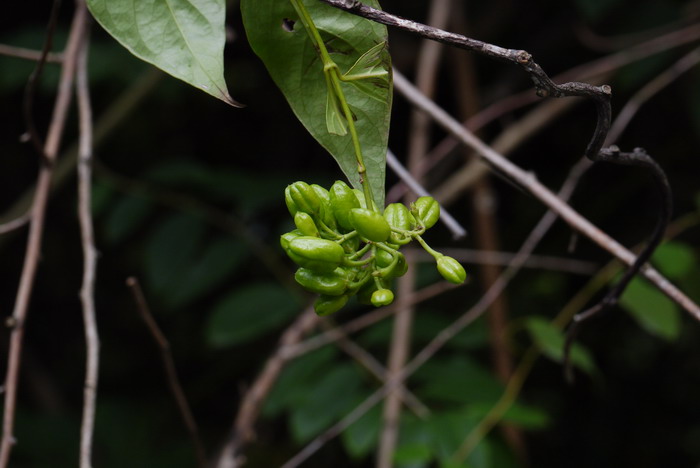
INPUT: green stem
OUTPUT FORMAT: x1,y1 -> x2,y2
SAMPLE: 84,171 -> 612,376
415,235 -> 442,259
288,0 -> 378,211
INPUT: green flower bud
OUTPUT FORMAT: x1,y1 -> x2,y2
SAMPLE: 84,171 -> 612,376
350,208 -> 391,242
436,256 -> 467,284
286,236 -> 345,272
294,212 -> 319,237
413,196 -> 440,229
383,203 -> 415,244
280,229 -> 304,250
329,181 -> 361,231
311,184 -> 337,229
371,288 -> 394,307
285,181 -> 321,216
314,294 -> 350,316
295,267 -> 349,296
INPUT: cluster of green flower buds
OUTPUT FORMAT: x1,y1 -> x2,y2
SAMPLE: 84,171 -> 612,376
281,180 -> 467,316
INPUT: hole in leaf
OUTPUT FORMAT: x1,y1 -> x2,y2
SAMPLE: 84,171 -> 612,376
282,18 -> 295,32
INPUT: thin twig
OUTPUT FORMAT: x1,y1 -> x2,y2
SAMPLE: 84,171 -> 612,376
0,4 -> 88,466
126,278 -> 207,468
318,321 -> 429,419
75,18 -> 100,468
0,43 -> 63,62
0,214 -> 31,235
405,248 -> 597,275
23,0 -> 63,161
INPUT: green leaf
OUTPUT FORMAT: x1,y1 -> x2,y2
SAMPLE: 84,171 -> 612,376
652,241 -> 697,279
288,365 -> 364,443
86,0 -> 239,106
205,282 -> 300,347
241,0 -> 392,207
341,404 -> 381,459
393,442 -> 432,465
524,317 -> 596,375
263,347 -> 338,417
620,277 -> 681,341
466,402 -> 551,430
103,194 -> 153,244
413,356 -> 503,405
167,237 -> 247,308
145,213 -> 206,295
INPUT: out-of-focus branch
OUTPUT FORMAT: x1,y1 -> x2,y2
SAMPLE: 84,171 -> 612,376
126,278 -> 207,468
0,3 -> 89,466
0,44 -> 63,62
75,20 -> 100,468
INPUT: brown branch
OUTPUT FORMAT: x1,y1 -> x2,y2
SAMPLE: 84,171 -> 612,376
406,248 -> 597,275
23,0 -> 63,162
75,17 -> 100,468
0,214 -> 30,235
126,278 -> 207,468
0,44 -> 63,63
0,4 -> 88,466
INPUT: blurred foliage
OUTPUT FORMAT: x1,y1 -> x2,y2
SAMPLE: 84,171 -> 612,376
0,1 -> 699,467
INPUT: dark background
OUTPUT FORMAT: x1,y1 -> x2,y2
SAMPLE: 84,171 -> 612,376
0,0 -> 699,466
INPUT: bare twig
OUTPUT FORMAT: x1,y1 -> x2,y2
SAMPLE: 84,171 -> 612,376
75,19 -> 100,468
0,4 -> 88,466
406,248 -> 597,275
0,44 -> 63,62
126,278 -> 207,468
23,0 -> 63,161
0,214 -> 31,235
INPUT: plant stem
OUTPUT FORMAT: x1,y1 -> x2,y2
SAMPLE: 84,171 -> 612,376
288,0 -> 378,211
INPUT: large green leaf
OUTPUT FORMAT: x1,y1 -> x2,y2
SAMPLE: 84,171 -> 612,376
87,0 -> 239,105
205,282 -> 300,347
241,0 -> 392,207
